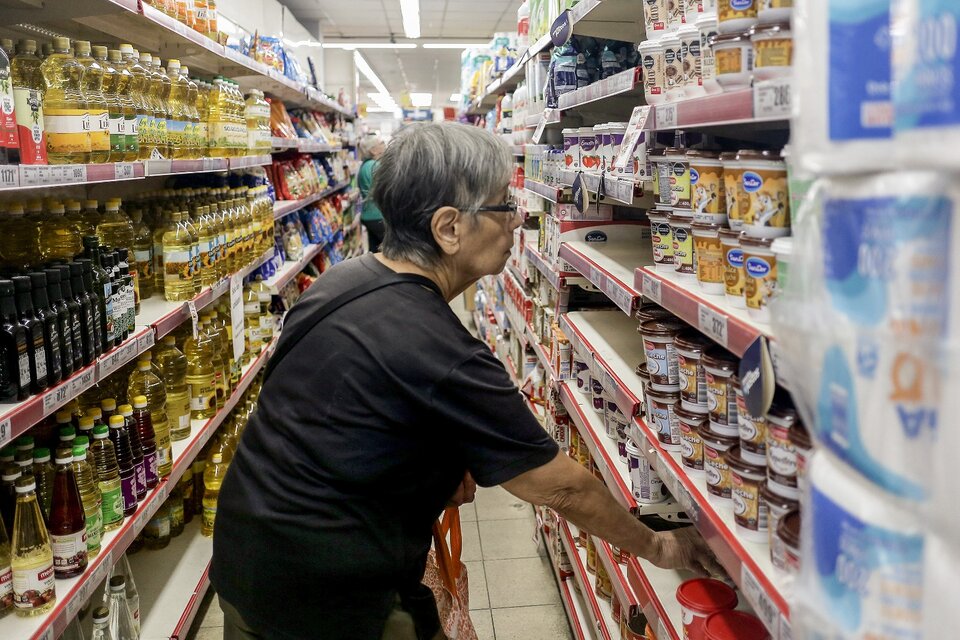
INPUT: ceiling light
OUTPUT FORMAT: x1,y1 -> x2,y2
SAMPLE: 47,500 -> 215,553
421,43 -> 489,49
410,92 -> 432,107
368,93 -> 400,109
354,51 -> 390,96
400,0 -> 420,39
449,93 -> 463,102
366,107 -> 402,114
323,42 -> 418,49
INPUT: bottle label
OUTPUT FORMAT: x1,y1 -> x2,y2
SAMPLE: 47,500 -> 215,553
134,248 -> 153,283
59,316 -> 75,368
91,109 -> 110,152
167,119 -> 188,148
154,116 -> 167,145
109,114 -> 125,151
120,472 -> 137,511
44,108 -> 91,154
200,238 -> 215,272
12,88 -> 47,164
17,342 -> 29,388
12,561 -> 54,610
0,563 -> 12,610
244,104 -> 270,120
202,503 -> 216,531
0,71 -> 18,149
145,511 -> 170,539
144,450 -> 158,486
33,339 -> 47,381
156,435 -> 172,470
135,459 -> 147,495
104,283 -> 115,343
99,481 -> 124,524
189,380 -> 215,412
170,503 -> 184,529
52,529 -> 88,575
85,505 -> 103,552
125,114 -> 139,152
196,121 -> 208,149
163,248 -> 192,283
137,113 -> 152,147
46,323 -> 62,380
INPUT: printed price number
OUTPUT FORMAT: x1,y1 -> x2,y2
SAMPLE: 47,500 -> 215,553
610,285 -> 634,316
0,417 -> 11,448
38,623 -> 56,640
137,329 -> 156,351
187,300 -> 200,340
0,165 -> 18,188
114,163 -> 135,180
780,615 -> 792,640
70,367 -> 95,398
641,271 -> 662,304
740,566 -> 782,637
754,78 -> 792,120
698,303 -> 729,348
532,115 -> 548,144
62,164 -> 87,183
656,102 -> 678,129
42,382 -> 73,415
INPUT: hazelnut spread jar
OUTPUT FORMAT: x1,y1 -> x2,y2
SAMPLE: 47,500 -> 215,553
674,330 -> 712,413
639,319 -> 686,391
702,347 -> 740,435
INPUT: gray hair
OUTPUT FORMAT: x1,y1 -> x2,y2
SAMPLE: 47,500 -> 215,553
371,122 -> 512,268
358,133 -> 383,160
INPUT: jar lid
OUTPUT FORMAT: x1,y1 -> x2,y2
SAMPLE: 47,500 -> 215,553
664,147 -> 688,159
719,151 -> 738,162
710,32 -> 751,46
691,222 -> 722,234
668,213 -> 694,225
676,406 -> 709,426
676,578 -> 738,614
646,386 -> 681,403
738,234 -> 775,249
704,611 -> 770,640
639,319 -> 687,338
777,509 -> 801,548
698,423 -> 740,448
759,480 -> 800,511
687,149 -> 721,160
725,444 -> 766,477
719,228 -> 742,242
636,303 -> 674,324
737,148 -> 783,162
647,209 -> 672,222
636,364 -> 651,379
701,346 -> 738,372
674,330 -> 713,354
766,400 -> 798,425
749,22 -> 791,38
788,419 -> 812,449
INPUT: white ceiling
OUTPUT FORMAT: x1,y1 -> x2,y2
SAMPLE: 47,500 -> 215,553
278,0 -> 519,105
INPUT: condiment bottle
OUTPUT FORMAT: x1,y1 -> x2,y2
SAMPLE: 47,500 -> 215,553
30,448 -> 54,520
48,448 -> 87,579
0,280 -> 30,402
107,416 -> 137,516
89,424 -> 123,531
13,276 -> 48,393
11,476 -> 55,616
118,404 -> 147,499
72,444 -> 102,559
131,395 -> 159,488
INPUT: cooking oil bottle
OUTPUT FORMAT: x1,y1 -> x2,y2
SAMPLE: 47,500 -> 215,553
215,298 -> 241,387
41,37 -> 91,165
130,204 -> 154,301
165,60 -> 188,159
228,80 -> 245,156
181,66 -> 200,158
194,77 -> 209,157
38,200 -> 81,263
140,53 -> 163,158
195,206 -> 218,287
244,89 -> 270,154
127,359 -> 171,477
11,40 -> 46,165
200,451 -> 226,537
0,202 -> 32,271
106,50 -> 138,161
96,197 -> 134,258
160,208 -> 196,301
71,443 -> 102,559
153,335 -> 190,441
184,204 -> 202,293
184,325 -> 216,420
200,316 -> 226,409
74,41 -> 110,164
242,282 -> 262,362
151,57 -> 172,158
207,78 -> 229,158
94,47 -> 125,162
119,46 -> 152,160
11,476 -> 55,617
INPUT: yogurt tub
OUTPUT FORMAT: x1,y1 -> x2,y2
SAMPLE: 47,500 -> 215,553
750,22 -> 792,81
719,229 -> 746,308
734,377 -> 767,464
640,319 -> 686,390
770,235 -> 791,292
675,330 -> 712,413
667,0 -> 685,30
700,425 -> 739,505
760,481 -> 799,570
711,32 -> 754,89
648,209 -> 676,271
678,407 -> 709,472
580,126 -> 602,173
604,397 -> 622,440
720,151 -> 743,229
775,508 -> 800,578
692,222 -> 725,295
676,578 -> 738,640
765,401 -> 798,483
669,214 -> 696,278
626,440 -> 668,503
704,611 -> 770,640
696,13 -> 722,94
702,347 -> 740,435
597,124 -> 612,171
635,367 -> 651,418
606,122 -> 629,175
647,387 -> 682,450
727,444 -> 769,542
653,150 -> 674,207
739,150 -> 789,238
757,0 -> 791,24
639,39 -> 667,105
562,128 -> 581,170
665,148 -> 692,210
575,357 -> 591,394
689,150 -> 726,224
661,33 -> 685,99
685,0 -> 718,23
591,376 -> 606,413
679,24 -> 705,95
740,234 -> 777,323
788,418 -> 813,487
717,0 -> 758,34
643,0 -> 669,35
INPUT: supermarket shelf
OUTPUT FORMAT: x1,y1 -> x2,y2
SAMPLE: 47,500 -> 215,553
559,381 -> 636,510
569,0 -> 646,41
0,340 -> 275,640
648,87 -> 789,132
468,33 -> 553,115
560,310 -> 645,418
635,266 -> 771,358
559,235 -> 647,316
558,67 -> 642,112
594,537 -> 641,618
524,245 -> 585,290
631,417 -> 790,638
264,242 -> 325,292
627,556 -> 686,640
0,162 -> 146,191
511,145 -> 525,157
524,178 -> 566,203
524,108 -> 564,129
143,158 -> 228,176
227,154 -> 272,169
130,521 -> 212,640
558,170 -> 647,206
270,137 -> 343,153
558,519 -> 613,640
272,182 -> 351,220
539,519 -> 592,640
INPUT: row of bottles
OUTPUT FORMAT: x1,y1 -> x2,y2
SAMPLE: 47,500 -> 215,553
1,36 -> 267,166
145,0 -> 219,42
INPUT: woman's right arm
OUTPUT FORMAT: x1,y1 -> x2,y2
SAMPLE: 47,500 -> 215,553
501,451 -> 722,576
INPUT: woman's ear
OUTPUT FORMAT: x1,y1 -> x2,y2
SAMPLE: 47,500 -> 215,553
431,206 -> 464,256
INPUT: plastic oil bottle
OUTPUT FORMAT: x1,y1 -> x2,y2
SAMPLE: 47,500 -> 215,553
200,451 -> 226,537
208,309 -> 233,395
96,197 -> 135,265
0,40 -> 20,166
71,443 -> 102,559
195,77 -> 209,157
11,40 -> 47,165
38,200 -> 81,263
160,208 -> 196,301
140,53 -> 165,158
208,78 -> 229,158
151,57 -> 172,158
200,316 -> 226,409
244,89 -> 270,154
74,41 -> 111,163
127,359 -> 171,473
165,59 -> 188,159
118,45 -> 152,161
184,325 -> 216,420
10,476 -> 55,617
90,424 -> 123,531
94,47 -> 125,162
130,203 -> 155,301
0,203 -> 34,271
181,66 -> 200,158
243,281 -> 262,362
106,49 -> 139,161
40,37 -> 91,165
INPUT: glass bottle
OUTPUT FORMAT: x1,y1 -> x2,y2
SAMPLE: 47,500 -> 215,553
45,268 -> 81,375
91,605 -> 113,640
29,272 -> 64,385
89,425 -> 123,531
106,576 -> 137,640
117,249 -> 136,336
107,415 -> 137,517
76,260 -> 106,358
48,448 -> 87,578
72,444 -> 102,559
40,37 -> 90,165
67,263 -> 97,365
0,280 -> 30,402
62,614 -> 87,640
73,40 -> 110,163
0,513 -> 12,618
201,452 -> 226,537
30,448 -> 54,519
11,476 -> 55,616
83,237 -> 114,349
130,396 -> 159,488
13,275 -> 48,393
0,465 -> 19,533
118,404 -> 147,499
184,327 -> 215,420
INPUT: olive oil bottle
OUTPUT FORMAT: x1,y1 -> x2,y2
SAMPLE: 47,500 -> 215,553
73,41 -> 110,163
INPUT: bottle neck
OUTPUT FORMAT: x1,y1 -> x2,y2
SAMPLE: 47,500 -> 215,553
0,293 -> 16,319
32,286 -> 50,311
15,290 -> 33,315
47,283 -> 63,305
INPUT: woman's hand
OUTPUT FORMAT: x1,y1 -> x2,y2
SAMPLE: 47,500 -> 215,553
446,472 -> 477,508
649,527 -> 725,577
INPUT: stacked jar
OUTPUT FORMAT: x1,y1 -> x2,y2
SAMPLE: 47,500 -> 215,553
711,0 -> 793,90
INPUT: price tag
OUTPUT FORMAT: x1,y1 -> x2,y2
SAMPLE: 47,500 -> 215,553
62,164 -> 87,184
20,165 -> 42,186
740,565 -> 781,636
137,330 -> 156,352
201,157 -> 220,171
657,617 -> 670,640
532,114 -> 549,144
754,78 -> 792,120
0,417 -> 10,447
0,165 -> 19,188
780,615 -> 792,640
38,626 -> 55,640
42,382 -> 73,415
641,271 -> 662,304
608,67 -> 638,95
230,275 -> 246,363
698,303 -> 729,348
67,582 -> 88,619
610,285 -> 633,315
656,102 -> 678,129
768,339 -> 789,390
114,163 -> 135,180
70,367 -> 95,398
186,300 -> 199,340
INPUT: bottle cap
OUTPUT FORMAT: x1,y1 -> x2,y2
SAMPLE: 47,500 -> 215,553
1,446 -> 14,461
59,425 -> 76,440
109,415 -> 125,428
12,276 -> 30,293
74,435 -> 89,448
84,199 -> 98,209
92,45 -> 108,59
137,359 -> 151,371
14,476 -> 36,493
119,404 -> 133,416
53,37 -> 71,52
55,410 -> 73,424
108,49 -> 122,63
92,424 -> 109,438
44,268 -> 61,285
72,445 -> 86,460
1,465 -> 20,481
54,449 -> 73,465
74,40 -> 91,56
93,606 -> 110,624
15,435 -> 33,450
119,43 -> 134,54
212,453 -> 223,464
109,575 -> 126,591
132,395 -> 148,408
0,280 -> 12,297
101,398 -> 117,411
32,447 -> 50,463
85,407 -> 102,420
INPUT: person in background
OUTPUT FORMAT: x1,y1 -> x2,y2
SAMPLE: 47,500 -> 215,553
358,133 -> 387,251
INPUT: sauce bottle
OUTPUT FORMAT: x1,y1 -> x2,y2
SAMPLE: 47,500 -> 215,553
131,395 -> 159,488
48,448 -> 87,579
107,416 -> 137,517
71,444 -> 102,559
28,272 -> 64,385
118,404 -> 147,499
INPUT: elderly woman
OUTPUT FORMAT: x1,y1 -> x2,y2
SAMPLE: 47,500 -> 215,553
358,132 -> 387,251
211,123 -> 718,640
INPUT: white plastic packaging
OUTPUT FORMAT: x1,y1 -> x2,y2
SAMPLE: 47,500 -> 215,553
639,39 -> 667,105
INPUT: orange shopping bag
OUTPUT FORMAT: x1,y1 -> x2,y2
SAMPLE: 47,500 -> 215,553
422,508 -> 478,640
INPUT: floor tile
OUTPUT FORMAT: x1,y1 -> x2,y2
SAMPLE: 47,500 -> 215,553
465,560 -> 489,610
471,609 -> 496,640
461,519 -> 483,562
199,595 -> 224,627
492,604 -> 573,640
484,557 -> 561,608
191,626 -> 224,640
475,486 -> 535,521
460,502 -> 477,522
478,518 -> 544,560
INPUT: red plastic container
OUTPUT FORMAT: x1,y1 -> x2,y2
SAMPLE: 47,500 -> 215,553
704,610 -> 769,639
676,578 -> 738,640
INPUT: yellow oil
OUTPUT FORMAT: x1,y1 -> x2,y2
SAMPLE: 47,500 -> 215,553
228,80 -> 246,157
200,452 -> 226,537
195,205 -> 218,287
40,37 -> 91,164
105,49 -> 139,161
208,308 -> 233,392
93,47 -> 124,162
207,78 -> 229,157
181,66 -> 201,158
127,359 -> 171,477
21,199 -> 43,267
10,481 -> 56,617
147,56 -> 170,158
78,199 -> 103,237
184,327 -> 216,420
161,209 -> 196,301
200,317 -> 226,409
73,41 -> 110,163
244,89 -> 270,154
119,46 -> 152,161
0,202 -> 36,270
38,200 -> 81,262
130,204 -> 155,301
153,335 -> 191,441
195,78 -> 209,157
242,282 -> 262,362
96,197 -> 135,254
165,60 -> 189,159
151,205 -> 172,292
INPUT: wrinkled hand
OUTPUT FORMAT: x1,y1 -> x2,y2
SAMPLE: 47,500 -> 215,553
447,472 -> 477,508
649,527 -> 725,577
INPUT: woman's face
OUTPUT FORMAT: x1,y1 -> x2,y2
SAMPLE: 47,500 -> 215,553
458,183 -> 522,278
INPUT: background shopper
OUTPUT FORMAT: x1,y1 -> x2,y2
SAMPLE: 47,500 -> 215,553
358,133 -> 387,251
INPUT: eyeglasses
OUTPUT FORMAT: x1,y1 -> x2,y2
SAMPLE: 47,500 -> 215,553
475,196 -> 517,214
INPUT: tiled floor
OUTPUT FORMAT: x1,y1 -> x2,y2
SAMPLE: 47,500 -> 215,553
186,487 -> 572,640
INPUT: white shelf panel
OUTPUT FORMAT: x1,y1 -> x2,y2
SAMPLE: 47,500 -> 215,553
558,520 -> 612,640
560,234 -> 649,317
264,243 -> 325,293
272,182 -> 351,220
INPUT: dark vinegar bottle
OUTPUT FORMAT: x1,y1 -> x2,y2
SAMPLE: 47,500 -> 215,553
131,396 -> 158,490
76,260 -> 105,357
0,279 -> 30,402
29,272 -> 63,385
107,415 -> 137,516
12,276 -> 47,394
67,263 -> 97,366
44,268 -> 79,376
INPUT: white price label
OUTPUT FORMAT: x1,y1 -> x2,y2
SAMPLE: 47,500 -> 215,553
67,582 -> 88,620
780,615 -> 792,640
20,165 -> 43,186
99,340 -> 140,379
607,67 -> 637,95
641,271 -> 662,304
202,157 -> 223,171
610,285 -> 633,315
754,78 -> 792,120
38,626 -> 55,640
0,417 -> 10,447
768,339 -> 789,390
230,275 -> 246,363
532,115 -> 548,144
657,617 -> 670,640
62,164 -> 87,183
698,303 -> 729,348
42,382 -> 73,415
656,102 -> 678,129
69,367 -> 95,399
0,165 -> 18,188
740,565 -> 781,636
137,330 -> 156,352
588,265 -> 606,290
114,163 -> 135,180
187,300 -> 199,340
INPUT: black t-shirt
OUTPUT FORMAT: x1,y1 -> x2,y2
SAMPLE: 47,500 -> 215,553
210,254 -> 558,640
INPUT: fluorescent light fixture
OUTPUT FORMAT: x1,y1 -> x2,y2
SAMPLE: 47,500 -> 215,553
421,43 -> 488,49
323,42 -> 417,49
400,0 -> 420,39
367,107 -> 402,114
354,51 -> 390,96
410,92 -> 432,107
368,93 -> 400,109
449,93 -> 463,102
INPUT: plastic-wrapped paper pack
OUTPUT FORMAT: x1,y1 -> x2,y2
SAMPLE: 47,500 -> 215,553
771,173 -> 960,501
921,530 -> 960,639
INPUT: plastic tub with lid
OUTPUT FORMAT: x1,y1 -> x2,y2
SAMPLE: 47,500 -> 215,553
639,39 -> 667,105
700,424 -> 739,505
648,209 -> 675,271
727,444 -> 769,541
678,406 -> 709,472
643,0 -> 669,36
562,128 -> 581,170
761,481 -> 799,570
719,228 -> 745,307
626,440 -> 668,503
676,578 -> 738,640
669,214 -> 696,278
692,222 -> 725,294
740,234 -> 777,322
686,0 -> 718,26
720,151 -> 744,229
739,149 -> 789,238
661,32 -> 685,99
717,0 -> 758,34
647,386 -> 682,450
605,122 -> 629,174
689,150 -> 726,224
579,126 -> 602,173
665,147 -> 692,210
711,32 -> 754,88
639,319 -> 687,391
679,24 -> 705,96
758,0 -> 791,24
704,610 -> 769,639
751,22 -> 792,80
702,346 -> 740,435
675,330 -> 713,413
775,508 -> 800,578
696,13 -> 723,94
652,149 -> 673,206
